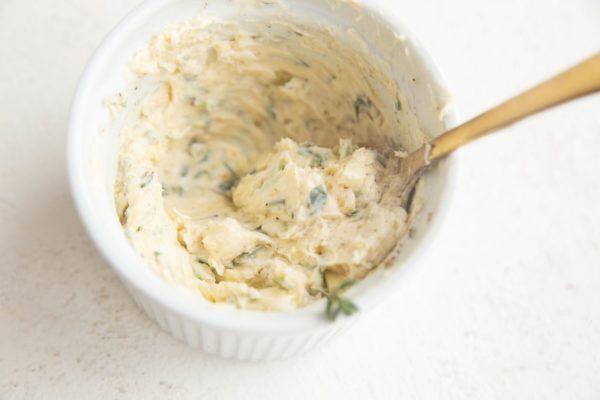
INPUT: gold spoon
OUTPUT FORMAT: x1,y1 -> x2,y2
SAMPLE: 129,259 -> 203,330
398,53 -> 600,195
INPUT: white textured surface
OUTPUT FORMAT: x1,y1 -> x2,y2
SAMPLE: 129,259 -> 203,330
1,0 -> 599,398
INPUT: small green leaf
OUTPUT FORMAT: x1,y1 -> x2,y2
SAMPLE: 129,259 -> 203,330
322,278 -> 359,321
308,185 -> 328,214
325,297 -> 334,319
312,152 -> 323,167
266,199 -> 286,207
232,246 -> 263,265
223,161 -> 239,180
338,139 -> 354,158
339,298 -> 358,315
265,97 -> 276,119
219,179 -> 237,192
180,165 -> 189,177
140,171 -> 154,188
220,161 -> 240,193
337,280 -> 357,291
298,146 -> 325,167
170,185 -> 183,196
354,94 -> 373,121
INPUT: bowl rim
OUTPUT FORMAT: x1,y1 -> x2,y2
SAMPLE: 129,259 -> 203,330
67,0 -> 459,334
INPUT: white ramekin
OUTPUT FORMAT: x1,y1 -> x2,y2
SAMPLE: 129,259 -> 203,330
67,0 -> 457,361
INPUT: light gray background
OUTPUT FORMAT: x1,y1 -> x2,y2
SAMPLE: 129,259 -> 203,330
1,0 -> 599,399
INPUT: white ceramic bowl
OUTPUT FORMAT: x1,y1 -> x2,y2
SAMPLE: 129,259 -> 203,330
68,0 -> 457,361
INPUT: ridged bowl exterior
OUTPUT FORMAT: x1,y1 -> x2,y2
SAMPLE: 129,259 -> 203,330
123,282 -> 349,361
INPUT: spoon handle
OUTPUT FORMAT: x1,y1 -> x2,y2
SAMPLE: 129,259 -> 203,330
429,52 -> 600,161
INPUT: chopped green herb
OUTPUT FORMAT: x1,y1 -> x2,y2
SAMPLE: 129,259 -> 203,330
232,246 -> 263,265
219,161 -> 240,193
337,280 -> 357,291
339,139 -> 354,158
199,150 -> 211,163
395,97 -> 402,111
266,199 -> 286,207
180,165 -> 189,177
312,152 -> 323,167
194,170 -> 208,178
299,146 -> 324,167
324,280 -> 358,321
338,297 -> 359,314
187,139 -> 211,162
140,171 -> 154,188
165,185 -> 183,196
219,179 -> 237,192
265,97 -> 276,119
223,161 -> 239,180
354,94 -> 374,121
308,185 -> 328,214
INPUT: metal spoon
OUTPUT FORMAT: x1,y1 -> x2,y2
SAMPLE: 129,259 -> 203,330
398,53 -> 600,197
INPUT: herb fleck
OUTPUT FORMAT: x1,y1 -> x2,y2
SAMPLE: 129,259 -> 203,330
312,152 -> 323,167
354,94 -> 374,121
339,139 -> 354,158
308,185 -> 328,214
164,185 -> 183,196
199,151 -> 211,162
266,199 -> 286,207
140,171 -> 154,188
219,161 -> 240,193
299,145 -> 324,167
232,246 -> 263,265
180,165 -> 189,177
223,161 -> 239,180
324,280 -> 359,321
265,97 -> 276,119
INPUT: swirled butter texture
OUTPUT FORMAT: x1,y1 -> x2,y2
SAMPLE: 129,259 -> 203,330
113,17 -> 413,310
